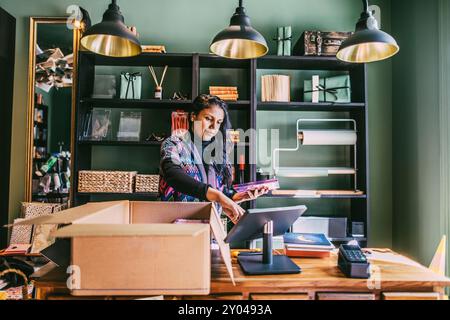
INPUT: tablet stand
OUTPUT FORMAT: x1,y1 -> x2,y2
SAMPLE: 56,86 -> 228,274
237,220 -> 301,275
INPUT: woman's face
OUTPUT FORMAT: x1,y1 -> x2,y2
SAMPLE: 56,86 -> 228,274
191,105 -> 225,141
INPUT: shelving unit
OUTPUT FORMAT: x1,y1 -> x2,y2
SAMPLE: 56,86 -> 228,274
73,52 -> 369,245
253,55 -> 368,246
32,102 -> 50,202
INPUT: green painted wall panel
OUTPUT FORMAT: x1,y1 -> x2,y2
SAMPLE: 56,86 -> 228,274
391,0 -> 442,265
0,0 -> 392,246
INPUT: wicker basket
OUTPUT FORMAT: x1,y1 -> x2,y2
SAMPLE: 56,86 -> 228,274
135,174 -> 159,193
78,171 -> 137,194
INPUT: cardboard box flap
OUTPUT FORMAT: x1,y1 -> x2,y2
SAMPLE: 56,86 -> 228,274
52,223 -> 209,238
210,206 -> 235,285
130,201 -> 212,223
7,201 -> 129,226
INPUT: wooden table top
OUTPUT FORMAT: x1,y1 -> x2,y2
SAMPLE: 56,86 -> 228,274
33,249 -> 450,294
209,249 -> 450,293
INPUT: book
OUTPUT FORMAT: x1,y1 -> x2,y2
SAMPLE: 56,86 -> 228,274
212,93 -> 239,96
261,75 -> 290,102
284,245 -> 333,251
285,247 -> 332,258
209,86 -> 238,91
233,179 -> 280,193
214,95 -> 238,101
4,244 -> 31,255
209,86 -> 239,101
173,218 -> 209,224
284,233 -> 334,258
283,233 -> 334,249
141,45 -> 166,53
210,90 -> 238,95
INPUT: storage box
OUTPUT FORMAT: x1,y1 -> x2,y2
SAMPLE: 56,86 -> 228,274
78,171 -> 137,194
294,31 -> 353,56
11,200 -> 234,296
135,174 -> 159,193
22,202 -> 65,219
304,75 -> 351,103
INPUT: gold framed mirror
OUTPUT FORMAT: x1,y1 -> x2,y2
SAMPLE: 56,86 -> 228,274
25,17 -> 81,206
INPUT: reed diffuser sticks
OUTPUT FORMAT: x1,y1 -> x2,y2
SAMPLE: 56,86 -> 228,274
148,65 -> 168,99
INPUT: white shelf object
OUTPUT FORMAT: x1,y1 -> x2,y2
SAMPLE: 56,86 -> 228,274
272,118 -> 358,190
275,167 -> 356,177
270,189 -> 364,198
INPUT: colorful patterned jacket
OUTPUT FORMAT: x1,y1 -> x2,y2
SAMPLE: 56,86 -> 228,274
158,132 -> 232,213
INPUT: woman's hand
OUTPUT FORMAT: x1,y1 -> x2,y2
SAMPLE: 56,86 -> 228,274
207,188 -> 245,224
232,186 -> 270,204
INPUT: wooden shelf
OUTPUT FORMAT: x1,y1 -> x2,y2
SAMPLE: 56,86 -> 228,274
0,252 -> 43,258
81,98 -> 250,111
78,140 -> 163,147
276,167 -> 357,177
199,54 -> 251,69
256,55 -> 359,71
32,193 -> 69,199
77,192 -> 159,201
78,141 -> 251,148
80,52 -> 359,70
263,192 -> 366,199
258,101 -> 365,112
81,51 -> 193,67
81,98 -> 192,108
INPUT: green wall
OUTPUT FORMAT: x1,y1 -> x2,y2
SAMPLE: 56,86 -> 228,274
0,0 -> 393,246
391,0 -> 446,266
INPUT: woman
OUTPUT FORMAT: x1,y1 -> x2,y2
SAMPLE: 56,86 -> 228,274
159,94 -> 268,223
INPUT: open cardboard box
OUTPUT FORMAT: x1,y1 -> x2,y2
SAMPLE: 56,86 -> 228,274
10,200 -> 235,296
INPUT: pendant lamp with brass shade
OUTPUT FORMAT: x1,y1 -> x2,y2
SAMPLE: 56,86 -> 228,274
210,0 -> 268,59
337,0 -> 399,63
80,0 -> 141,57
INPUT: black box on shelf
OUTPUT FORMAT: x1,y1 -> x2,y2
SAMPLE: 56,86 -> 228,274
292,217 -> 348,239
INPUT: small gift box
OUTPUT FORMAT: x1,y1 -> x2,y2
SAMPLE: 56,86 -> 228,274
274,26 -> 292,56
303,74 -> 351,103
120,72 -> 142,99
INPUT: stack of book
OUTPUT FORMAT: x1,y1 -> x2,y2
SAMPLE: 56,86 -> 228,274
283,233 -> 335,258
261,75 -> 290,102
209,86 -> 239,101
2,244 -> 31,255
141,45 -> 166,53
